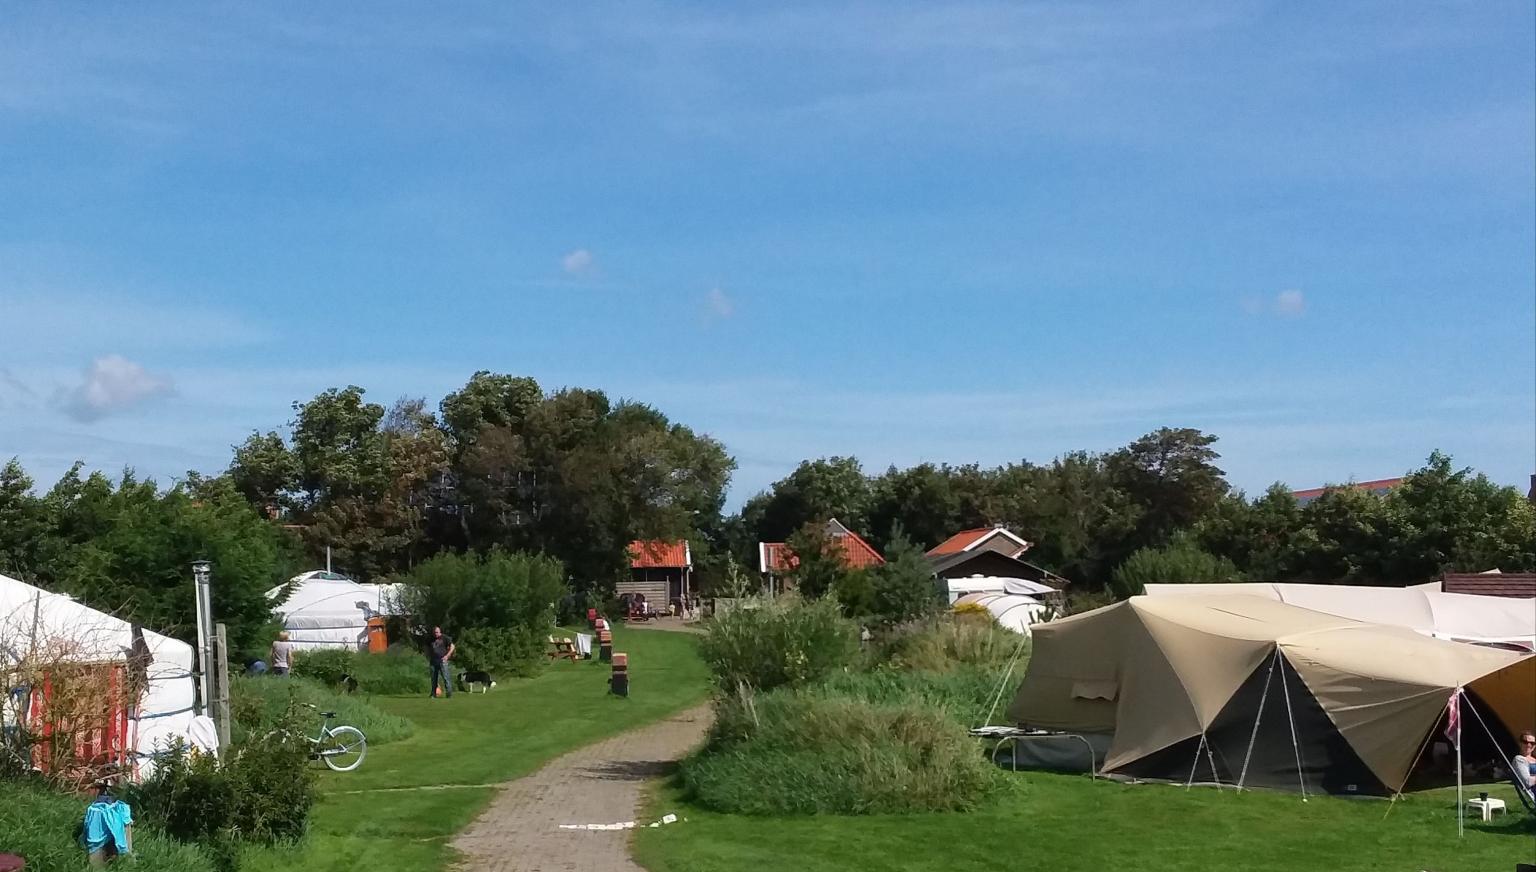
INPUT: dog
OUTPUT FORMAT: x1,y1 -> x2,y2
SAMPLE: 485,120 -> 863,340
458,670 -> 497,693
338,673 -> 359,695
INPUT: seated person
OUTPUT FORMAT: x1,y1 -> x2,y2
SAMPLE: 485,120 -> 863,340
1515,730 -> 1536,789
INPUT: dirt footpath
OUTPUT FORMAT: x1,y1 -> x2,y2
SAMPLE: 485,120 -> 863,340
452,703 -> 712,871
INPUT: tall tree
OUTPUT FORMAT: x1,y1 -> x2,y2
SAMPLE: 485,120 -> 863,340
0,458 -> 47,578
228,431 -> 298,514
290,385 -> 388,506
438,371 -> 542,453
1108,427 -> 1228,548
867,463 -> 961,552
741,457 -> 871,546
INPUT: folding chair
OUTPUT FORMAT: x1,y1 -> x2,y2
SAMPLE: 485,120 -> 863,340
1510,759 -> 1536,817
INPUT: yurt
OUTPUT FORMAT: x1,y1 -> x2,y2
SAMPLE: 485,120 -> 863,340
1006,594 -> 1534,796
268,571 -> 401,651
0,572 -> 211,777
953,590 -> 1054,634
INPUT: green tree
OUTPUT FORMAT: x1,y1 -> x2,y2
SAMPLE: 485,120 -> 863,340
1111,533 -> 1242,598
228,431 -> 298,514
866,463 -> 961,552
741,457 -> 870,545
868,528 -> 942,626
290,386 -> 388,506
1382,451 -> 1536,579
392,549 -> 567,674
438,371 -> 542,453
0,458 -> 47,578
1195,483 -> 1302,580
1108,427 -> 1229,548
783,522 -> 849,600
52,473 -> 290,657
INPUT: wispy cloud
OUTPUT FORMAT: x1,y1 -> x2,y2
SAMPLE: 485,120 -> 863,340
1274,289 -> 1306,318
561,248 -> 594,276
703,287 -> 734,321
58,355 -> 174,422
1244,289 -> 1307,319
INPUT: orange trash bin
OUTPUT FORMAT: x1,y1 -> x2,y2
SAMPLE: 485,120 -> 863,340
366,617 -> 388,654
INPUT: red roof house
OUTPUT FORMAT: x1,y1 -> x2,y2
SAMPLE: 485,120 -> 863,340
758,519 -> 884,594
926,525 -> 1032,559
618,539 -> 694,608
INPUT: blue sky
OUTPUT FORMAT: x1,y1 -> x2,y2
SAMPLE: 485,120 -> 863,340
1,2 -> 1532,507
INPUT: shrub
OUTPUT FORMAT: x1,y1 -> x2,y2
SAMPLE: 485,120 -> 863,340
291,646 -> 432,695
1111,533 -> 1242,597
698,596 -> 859,693
868,530 -> 943,626
873,617 -> 1027,673
0,779 -> 218,872
231,675 -> 415,745
126,727 -> 314,867
816,668 -> 1012,727
393,549 -> 567,675
681,689 -> 993,815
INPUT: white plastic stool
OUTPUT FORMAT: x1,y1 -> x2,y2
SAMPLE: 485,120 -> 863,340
1467,797 -> 1505,821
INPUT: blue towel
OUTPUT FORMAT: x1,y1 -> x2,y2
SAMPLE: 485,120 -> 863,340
82,798 -> 132,854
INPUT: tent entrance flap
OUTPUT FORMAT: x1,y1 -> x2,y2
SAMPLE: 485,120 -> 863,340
1111,654 -> 1389,796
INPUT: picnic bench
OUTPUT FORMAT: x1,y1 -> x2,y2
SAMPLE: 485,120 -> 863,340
547,635 -> 580,662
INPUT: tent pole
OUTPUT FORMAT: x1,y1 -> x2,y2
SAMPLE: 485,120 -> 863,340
1238,650 -> 1279,791
1455,688 -> 1463,839
1186,734 -> 1207,789
1205,737 -> 1222,790
1277,652 -> 1308,801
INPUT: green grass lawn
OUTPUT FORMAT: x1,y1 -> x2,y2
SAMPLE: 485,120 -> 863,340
634,772 -> 1536,872
243,626 -> 710,872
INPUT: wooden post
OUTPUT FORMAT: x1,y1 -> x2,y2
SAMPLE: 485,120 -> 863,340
213,623 -> 232,756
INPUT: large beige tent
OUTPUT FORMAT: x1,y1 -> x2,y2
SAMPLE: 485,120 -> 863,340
1143,582 -> 1536,650
1006,595 -> 1534,795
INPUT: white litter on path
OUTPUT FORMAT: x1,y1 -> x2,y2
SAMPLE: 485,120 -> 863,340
560,813 -> 680,831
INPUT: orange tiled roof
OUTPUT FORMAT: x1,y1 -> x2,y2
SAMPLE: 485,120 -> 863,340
629,540 -> 691,568
760,530 -> 885,573
927,528 -> 996,556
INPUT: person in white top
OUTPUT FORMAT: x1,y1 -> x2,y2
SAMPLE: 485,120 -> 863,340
269,632 -> 294,677
1514,730 -> 1536,789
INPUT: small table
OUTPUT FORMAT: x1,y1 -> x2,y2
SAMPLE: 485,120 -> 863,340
1467,797 -> 1506,821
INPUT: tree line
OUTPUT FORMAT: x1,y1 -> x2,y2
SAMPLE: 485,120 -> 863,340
1,372 -> 1532,652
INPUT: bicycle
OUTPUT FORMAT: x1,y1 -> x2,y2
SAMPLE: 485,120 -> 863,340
282,703 -> 368,772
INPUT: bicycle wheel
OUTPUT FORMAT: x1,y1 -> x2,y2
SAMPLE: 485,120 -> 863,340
318,725 -> 367,772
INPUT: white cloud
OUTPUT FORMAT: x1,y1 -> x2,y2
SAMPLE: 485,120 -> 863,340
561,249 -> 594,275
1243,289 -> 1307,318
1274,289 -> 1306,317
704,287 -> 735,321
59,355 -> 174,422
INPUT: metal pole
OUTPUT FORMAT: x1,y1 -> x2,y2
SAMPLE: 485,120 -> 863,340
192,561 -> 213,715
214,624 -> 232,756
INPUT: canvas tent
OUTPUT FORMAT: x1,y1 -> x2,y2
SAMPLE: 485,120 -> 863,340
953,590 -> 1053,635
1006,594 -> 1535,796
0,572 -> 210,776
1144,582 -> 1536,650
267,571 -> 401,652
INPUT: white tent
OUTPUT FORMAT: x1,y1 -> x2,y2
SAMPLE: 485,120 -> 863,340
945,575 -> 1057,604
1143,582 -> 1536,651
952,591 -> 1053,635
0,572 -> 210,776
268,571 -> 401,652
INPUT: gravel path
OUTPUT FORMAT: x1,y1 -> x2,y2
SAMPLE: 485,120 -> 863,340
452,702 -> 712,871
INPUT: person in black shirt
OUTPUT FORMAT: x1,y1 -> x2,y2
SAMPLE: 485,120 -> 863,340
427,626 -> 456,698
